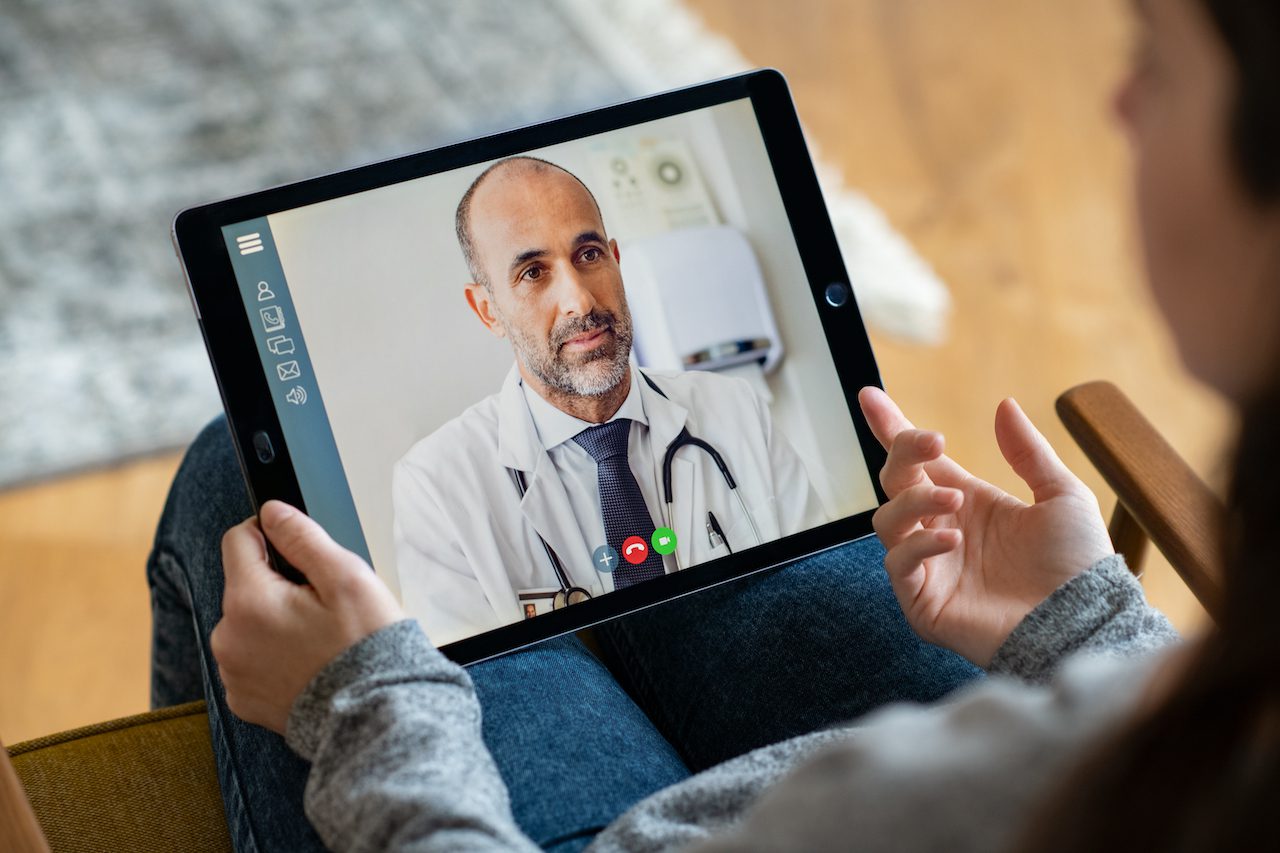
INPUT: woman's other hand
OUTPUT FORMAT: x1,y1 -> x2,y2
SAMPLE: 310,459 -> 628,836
858,387 -> 1115,667
212,500 -> 405,734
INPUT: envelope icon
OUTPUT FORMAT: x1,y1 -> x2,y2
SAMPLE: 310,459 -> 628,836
276,360 -> 301,381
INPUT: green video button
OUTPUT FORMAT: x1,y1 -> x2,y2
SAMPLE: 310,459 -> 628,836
651,527 -> 677,555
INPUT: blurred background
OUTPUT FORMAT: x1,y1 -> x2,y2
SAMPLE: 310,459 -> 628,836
0,0 -> 1229,744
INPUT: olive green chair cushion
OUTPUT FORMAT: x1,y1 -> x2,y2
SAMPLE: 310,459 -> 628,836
7,701 -> 231,852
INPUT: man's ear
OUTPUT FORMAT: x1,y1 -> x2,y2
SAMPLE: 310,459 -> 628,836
464,283 -> 507,339
610,238 -> 620,264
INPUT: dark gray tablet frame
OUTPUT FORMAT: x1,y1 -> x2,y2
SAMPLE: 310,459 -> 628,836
173,69 -> 889,665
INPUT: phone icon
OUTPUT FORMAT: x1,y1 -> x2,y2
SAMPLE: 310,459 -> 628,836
260,305 -> 285,333
622,535 -> 648,565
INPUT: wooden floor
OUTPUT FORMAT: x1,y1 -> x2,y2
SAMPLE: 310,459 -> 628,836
0,0 -> 1229,745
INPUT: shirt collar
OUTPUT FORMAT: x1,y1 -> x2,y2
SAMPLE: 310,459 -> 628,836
521,365 -> 648,451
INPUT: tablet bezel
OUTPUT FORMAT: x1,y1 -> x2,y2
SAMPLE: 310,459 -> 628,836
174,69 -> 890,665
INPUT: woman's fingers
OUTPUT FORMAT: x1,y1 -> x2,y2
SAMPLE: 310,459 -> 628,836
220,518 -> 288,605
993,398 -> 1078,503
883,527 -> 963,596
861,386 -> 972,491
858,386 -> 915,450
880,428 -> 946,496
259,500 -> 369,602
873,483 -> 964,546
860,388 -> 940,496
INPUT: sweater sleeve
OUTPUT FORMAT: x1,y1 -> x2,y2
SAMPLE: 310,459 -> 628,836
286,619 -> 538,853
283,557 -> 1180,853
670,651 -> 1168,853
987,554 -> 1180,684
585,555 -> 1182,852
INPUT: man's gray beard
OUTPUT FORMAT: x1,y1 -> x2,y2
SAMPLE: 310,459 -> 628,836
511,311 -> 633,398
541,345 -> 630,396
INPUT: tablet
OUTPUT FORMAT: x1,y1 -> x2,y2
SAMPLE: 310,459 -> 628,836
173,69 -> 888,664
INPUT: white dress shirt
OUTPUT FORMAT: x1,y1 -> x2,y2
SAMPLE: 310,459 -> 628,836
520,368 -> 660,593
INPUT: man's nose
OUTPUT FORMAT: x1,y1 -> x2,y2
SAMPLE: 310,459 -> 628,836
554,264 -> 596,316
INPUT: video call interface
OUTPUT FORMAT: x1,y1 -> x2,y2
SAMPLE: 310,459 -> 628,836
222,97 -> 877,648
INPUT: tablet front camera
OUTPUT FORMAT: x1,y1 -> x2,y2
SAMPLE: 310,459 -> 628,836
824,282 -> 850,308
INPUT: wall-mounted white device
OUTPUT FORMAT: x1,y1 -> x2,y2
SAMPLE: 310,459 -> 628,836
621,224 -> 784,375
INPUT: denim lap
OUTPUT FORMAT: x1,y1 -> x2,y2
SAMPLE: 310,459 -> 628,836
471,638 -> 690,851
593,539 -> 983,771
148,417 -> 982,849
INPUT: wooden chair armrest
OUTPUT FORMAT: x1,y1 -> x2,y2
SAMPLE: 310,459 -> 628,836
1056,381 -> 1224,616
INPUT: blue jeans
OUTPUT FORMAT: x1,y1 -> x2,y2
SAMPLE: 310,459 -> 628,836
148,419 -> 980,852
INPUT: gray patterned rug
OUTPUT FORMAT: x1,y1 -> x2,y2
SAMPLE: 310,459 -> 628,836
0,0 -> 949,488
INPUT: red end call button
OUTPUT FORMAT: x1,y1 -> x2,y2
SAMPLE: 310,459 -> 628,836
621,536 -> 649,564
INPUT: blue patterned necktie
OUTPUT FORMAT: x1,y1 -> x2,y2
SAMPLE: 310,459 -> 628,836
572,418 -> 665,589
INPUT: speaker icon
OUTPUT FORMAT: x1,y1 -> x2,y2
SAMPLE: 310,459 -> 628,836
285,386 -> 307,406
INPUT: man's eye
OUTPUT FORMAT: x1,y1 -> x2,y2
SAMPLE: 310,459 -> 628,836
522,266 -> 544,282
580,247 -> 602,262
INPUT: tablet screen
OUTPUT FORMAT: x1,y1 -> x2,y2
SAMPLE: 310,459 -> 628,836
217,95 -> 877,647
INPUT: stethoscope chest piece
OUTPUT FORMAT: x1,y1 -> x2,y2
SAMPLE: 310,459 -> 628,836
553,587 -> 592,609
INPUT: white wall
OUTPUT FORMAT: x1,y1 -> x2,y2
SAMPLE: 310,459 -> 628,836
700,100 -> 875,518
269,99 -> 875,596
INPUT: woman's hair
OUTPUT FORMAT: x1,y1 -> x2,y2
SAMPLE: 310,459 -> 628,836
1018,2 -> 1280,849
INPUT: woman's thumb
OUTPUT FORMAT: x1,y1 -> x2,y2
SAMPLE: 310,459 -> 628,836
259,501 -> 360,593
994,398 -> 1074,502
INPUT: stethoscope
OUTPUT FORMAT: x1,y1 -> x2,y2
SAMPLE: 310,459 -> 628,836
508,371 -> 762,609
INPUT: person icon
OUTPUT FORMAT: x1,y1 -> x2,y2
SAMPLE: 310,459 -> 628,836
257,281 -> 276,302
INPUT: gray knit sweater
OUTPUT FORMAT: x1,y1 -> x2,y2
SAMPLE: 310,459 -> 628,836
285,555 -> 1179,852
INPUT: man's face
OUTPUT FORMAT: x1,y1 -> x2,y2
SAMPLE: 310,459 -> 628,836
464,164 -> 633,398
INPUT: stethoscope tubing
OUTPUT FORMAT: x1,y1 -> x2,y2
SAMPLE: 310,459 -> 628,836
661,428 -> 737,501
509,371 -> 763,604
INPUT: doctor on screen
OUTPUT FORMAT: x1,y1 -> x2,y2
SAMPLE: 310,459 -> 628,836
392,156 -> 827,645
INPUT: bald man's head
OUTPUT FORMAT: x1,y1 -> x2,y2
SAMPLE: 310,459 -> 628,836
454,156 -> 605,289
455,155 -> 635,403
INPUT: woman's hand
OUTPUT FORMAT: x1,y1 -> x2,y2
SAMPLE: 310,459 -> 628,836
858,387 -> 1114,667
211,500 -> 405,734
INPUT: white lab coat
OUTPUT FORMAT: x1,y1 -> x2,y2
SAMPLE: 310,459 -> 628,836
392,365 -> 826,646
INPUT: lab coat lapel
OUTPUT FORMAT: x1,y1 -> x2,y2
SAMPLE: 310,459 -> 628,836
496,364 -> 592,587
496,365 -> 539,473
518,452 -> 592,586
638,369 -> 692,472
637,371 -> 697,565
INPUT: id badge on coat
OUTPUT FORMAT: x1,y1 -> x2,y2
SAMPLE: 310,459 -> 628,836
517,587 -> 559,620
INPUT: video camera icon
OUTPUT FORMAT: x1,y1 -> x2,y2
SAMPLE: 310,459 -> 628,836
651,527 -> 677,555
285,386 -> 307,406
